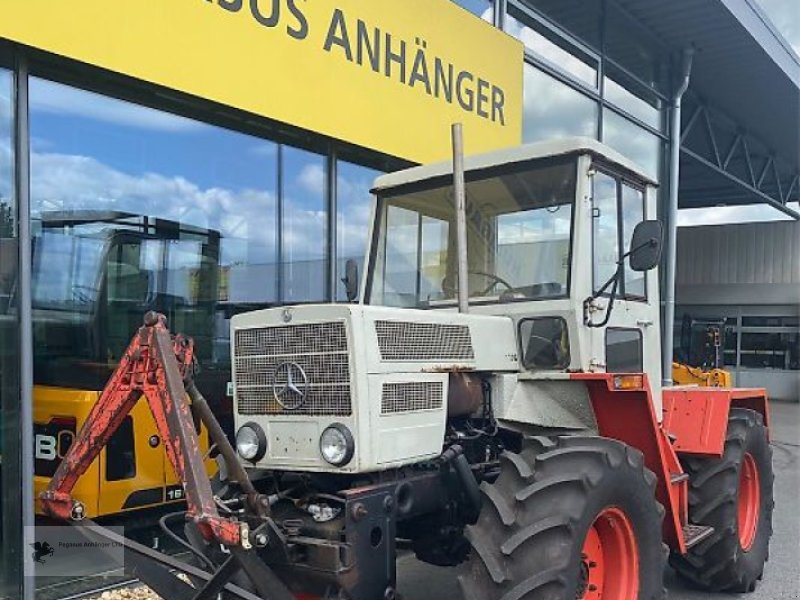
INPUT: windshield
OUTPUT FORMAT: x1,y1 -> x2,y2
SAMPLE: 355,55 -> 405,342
369,159 -> 576,308
32,230 -> 106,311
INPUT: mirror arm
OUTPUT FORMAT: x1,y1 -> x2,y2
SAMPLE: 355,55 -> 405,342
584,263 -> 622,328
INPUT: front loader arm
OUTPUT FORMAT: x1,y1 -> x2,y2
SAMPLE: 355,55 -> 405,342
40,311 -> 244,547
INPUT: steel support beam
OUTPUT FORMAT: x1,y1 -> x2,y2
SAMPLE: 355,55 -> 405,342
680,101 -> 799,214
681,147 -> 800,219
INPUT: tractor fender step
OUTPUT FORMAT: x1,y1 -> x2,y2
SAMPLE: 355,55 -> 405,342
682,524 -> 715,549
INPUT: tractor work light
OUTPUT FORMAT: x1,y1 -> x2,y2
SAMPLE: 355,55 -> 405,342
320,424 -> 355,467
236,422 -> 267,462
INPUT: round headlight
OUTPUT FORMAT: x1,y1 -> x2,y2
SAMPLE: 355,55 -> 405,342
320,424 -> 355,467
236,422 -> 267,462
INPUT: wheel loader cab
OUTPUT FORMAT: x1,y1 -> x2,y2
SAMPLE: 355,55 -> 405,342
365,137 -> 664,405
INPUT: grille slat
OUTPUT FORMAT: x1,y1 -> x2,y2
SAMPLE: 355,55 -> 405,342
234,321 -> 352,416
381,382 -> 444,414
375,321 -> 474,361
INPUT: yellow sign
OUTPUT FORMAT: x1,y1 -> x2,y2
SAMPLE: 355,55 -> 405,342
0,1 -> 523,163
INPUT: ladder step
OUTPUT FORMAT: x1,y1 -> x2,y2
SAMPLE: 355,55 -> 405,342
683,524 -> 715,549
671,473 -> 690,484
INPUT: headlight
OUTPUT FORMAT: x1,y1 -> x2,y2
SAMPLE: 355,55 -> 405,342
320,424 -> 355,467
236,422 -> 267,462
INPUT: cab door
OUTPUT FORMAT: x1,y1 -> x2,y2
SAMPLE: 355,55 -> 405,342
588,169 -> 662,400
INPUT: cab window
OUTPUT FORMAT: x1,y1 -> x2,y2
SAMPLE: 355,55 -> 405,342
591,170 -> 646,299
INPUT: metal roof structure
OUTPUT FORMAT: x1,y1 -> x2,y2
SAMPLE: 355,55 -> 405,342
539,0 -> 800,218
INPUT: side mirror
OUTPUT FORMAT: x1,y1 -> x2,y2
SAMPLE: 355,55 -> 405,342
629,220 -> 663,272
341,259 -> 359,302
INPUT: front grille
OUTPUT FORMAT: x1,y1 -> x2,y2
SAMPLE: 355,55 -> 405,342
234,321 -> 351,416
375,321 -> 475,361
381,381 -> 444,414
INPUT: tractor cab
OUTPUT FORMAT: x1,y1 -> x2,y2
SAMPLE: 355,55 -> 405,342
365,137 -> 664,399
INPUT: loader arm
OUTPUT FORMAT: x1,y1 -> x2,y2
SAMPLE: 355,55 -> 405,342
39,311 -> 243,547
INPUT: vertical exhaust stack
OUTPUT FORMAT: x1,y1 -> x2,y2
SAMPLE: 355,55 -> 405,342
452,123 -> 469,314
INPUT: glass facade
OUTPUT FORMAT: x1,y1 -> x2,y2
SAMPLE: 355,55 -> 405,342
521,64 -> 598,143
0,65 -> 20,600
2,2 -> 682,596
335,160 -> 382,301
507,0 -> 668,185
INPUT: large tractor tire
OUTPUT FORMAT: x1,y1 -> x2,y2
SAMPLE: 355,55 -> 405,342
458,435 -> 666,600
670,408 -> 774,593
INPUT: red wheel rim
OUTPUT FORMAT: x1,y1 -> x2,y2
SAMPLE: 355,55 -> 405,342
738,452 -> 761,551
577,507 -> 639,600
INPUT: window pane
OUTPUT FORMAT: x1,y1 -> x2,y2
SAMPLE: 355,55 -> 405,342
621,183 -> 645,297
592,172 -> 619,291
336,161 -> 381,301
606,328 -> 643,372
740,331 -> 799,370
521,0 -> 602,50
28,74 -> 279,517
602,110 -> 661,181
605,2 -> 666,91
282,147 -> 326,303
451,0 -> 494,21
371,160 -> 576,308
523,64 -> 598,143
604,74 -> 662,130
0,66 -> 21,599
507,6 -> 597,87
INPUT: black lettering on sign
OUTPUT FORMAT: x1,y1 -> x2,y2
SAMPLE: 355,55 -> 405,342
206,0 -> 308,41
492,85 -> 506,125
201,1 -> 509,126
324,9 -> 354,61
250,0 -> 279,27
456,70 -> 475,112
216,0 -> 243,12
286,0 -> 308,40
385,33 -> 407,83
409,39 -> 432,95
434,58 -> 454,103
356,20 -> 381,72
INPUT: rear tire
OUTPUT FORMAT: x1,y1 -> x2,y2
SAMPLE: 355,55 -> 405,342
458,435 -> 666,600
670,408 -> 774,593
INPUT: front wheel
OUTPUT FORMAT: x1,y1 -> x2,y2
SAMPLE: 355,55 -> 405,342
458,436 -> 666,600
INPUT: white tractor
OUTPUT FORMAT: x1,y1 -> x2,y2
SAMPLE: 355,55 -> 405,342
43,137 -> 774,600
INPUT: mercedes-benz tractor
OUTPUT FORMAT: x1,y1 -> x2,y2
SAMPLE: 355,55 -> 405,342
42,137 -> 773,600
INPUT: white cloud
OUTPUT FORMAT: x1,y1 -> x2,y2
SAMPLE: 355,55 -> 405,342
297,163 -> 325,195
677,202 -> 800,227
30,79 -> 203,132
30,151 -> 286,264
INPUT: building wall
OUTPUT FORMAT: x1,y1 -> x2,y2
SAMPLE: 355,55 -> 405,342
676,221 -> 800,401
676,220 -> 800,305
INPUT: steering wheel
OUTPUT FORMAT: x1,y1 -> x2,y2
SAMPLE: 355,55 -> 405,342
470,271 -> 515,296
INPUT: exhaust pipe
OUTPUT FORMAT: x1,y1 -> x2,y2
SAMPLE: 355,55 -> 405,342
452,123 -> 469,314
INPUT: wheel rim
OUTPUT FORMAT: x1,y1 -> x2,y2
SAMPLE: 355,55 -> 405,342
738,452 -> 761,551
576,507 -> 639,600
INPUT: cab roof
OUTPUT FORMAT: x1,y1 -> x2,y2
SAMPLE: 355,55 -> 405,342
372,137 -> 658,193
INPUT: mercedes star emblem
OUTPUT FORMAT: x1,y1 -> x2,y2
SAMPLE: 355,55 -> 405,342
272,362 -> 309,410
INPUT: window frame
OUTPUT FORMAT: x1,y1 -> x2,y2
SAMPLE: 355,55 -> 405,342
518,316 -> 571,371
